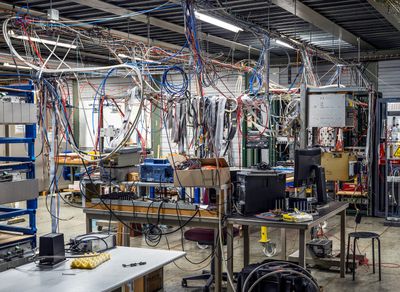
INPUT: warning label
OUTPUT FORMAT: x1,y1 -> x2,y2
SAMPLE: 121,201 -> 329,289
394,146 -> 400,157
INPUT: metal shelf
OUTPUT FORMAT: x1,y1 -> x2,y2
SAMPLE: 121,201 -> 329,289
0,81 -> 37,246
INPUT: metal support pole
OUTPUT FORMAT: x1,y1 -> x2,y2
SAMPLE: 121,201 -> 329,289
50,110 -> 58,233
300,83 -> 307,148
72,79 -> 80,147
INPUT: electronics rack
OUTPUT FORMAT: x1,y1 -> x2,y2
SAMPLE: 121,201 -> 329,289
375,97 -> 400,223
301,87 -> 374,214
0,81 -> 37,247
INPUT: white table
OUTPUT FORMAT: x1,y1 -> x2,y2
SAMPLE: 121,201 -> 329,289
0,246 -> 185,292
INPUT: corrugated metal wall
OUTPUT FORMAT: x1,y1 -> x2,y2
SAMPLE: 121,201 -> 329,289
378,60 -> 400,98
278,63 -> 354,87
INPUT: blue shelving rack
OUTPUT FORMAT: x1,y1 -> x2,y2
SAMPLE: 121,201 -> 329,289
0,81 -> 37,247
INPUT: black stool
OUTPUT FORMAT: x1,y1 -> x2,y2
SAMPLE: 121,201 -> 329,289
181,227 -> 239,291
346,231 -> 381,281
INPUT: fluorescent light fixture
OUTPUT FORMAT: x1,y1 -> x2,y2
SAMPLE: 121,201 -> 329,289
276,40 -> 295,49
8,30 -> 77,49
3,62 -> 31,70
194,11 -> 243,33
117,53 -> 161,64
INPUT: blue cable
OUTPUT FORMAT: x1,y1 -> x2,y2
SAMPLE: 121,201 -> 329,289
248,36 -> 269,95
288,65 -> 304,91
249,70 -> 263,95
161,65 -> 188,96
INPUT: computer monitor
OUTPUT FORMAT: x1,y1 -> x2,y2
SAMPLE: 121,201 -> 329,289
294,148 -> 327,205
294,148 -> 321,186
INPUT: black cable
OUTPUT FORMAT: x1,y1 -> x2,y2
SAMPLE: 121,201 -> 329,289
67,233 -> 111,254
42,78 -> 220,253
175,201 -> 216,265
144,200 -> 162,247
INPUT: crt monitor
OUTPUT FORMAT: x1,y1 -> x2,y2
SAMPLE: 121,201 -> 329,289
294,148 -> 327,205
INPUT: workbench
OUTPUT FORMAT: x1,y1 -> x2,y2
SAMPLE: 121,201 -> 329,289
0,246 -> 185,292
225,201 -> 349,292
83,184 -> 229,292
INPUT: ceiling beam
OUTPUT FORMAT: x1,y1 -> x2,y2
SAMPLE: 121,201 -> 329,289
271,0 -> 374,50
367,0 -> 400,32
269,48 -> 400,66
69,0 -> 260,55
0,2 -> 186,52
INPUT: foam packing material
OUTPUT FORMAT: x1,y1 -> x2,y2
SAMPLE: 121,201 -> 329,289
70,252 -> 111,269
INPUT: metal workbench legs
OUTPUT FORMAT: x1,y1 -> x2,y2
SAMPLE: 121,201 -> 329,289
227,224 -> 234,292
340,210 -> 346,278
298,229 -> 306,268
243,225 -> 250,267
280,229 -> 287,260
215,231 -> 222,292
123,222 -> 130,247
86,215 -> 93,233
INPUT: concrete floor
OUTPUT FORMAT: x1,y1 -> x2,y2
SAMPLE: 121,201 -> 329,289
32,196 -> 398,292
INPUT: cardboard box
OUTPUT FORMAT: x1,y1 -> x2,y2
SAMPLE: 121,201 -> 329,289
168,155 -> 231,187
127,172 -> 139,182
321,152 -> 357,181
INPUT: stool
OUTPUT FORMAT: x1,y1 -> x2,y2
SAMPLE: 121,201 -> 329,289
181,227 -> 239,291
346,231 -> 381,281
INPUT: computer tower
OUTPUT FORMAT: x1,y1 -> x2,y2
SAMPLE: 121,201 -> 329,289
236,171 -> 286,215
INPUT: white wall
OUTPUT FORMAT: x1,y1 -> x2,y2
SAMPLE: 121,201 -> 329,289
77,77 -> 144,149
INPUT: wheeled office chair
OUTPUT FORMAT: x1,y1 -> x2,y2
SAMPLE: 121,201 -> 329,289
181,227 -> 239,292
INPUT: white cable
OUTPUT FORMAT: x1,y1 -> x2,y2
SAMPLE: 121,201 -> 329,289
3,18 -> 145,75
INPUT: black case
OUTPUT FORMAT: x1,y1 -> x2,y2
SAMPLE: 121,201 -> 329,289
237,171 -> 286,215
39,233 -> 65,266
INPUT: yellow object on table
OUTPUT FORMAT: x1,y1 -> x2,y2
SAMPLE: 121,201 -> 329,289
70,252 -> 111,269
282,212 -> 313,223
